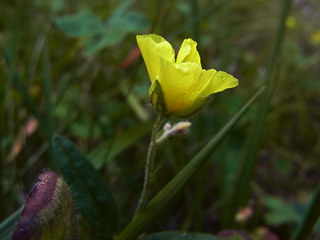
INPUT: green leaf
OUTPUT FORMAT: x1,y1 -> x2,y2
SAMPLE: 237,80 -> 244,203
85,10 -> 148,54
264,195 -> 300,225
84,28 -> 125,54
0,207 -> 23,240
115,87 -> 265,240
109,11 -> 149,32
142,231 -> 227,240
56,9 -> 105,37
56,0 -> 148,54
52,136 -> 119,238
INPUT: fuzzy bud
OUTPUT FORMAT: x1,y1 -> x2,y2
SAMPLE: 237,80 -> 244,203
11,170 -> 77,240
157,121 -> 192,143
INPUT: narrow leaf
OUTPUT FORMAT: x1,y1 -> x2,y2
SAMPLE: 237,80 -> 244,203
293,183 -> 320,240
0,207 -> 23,240
222,0 -> 292,228
52,136 -> 119,237
115,87 -> 265,240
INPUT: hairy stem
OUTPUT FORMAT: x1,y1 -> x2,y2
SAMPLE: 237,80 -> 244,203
135,114 -> 165,215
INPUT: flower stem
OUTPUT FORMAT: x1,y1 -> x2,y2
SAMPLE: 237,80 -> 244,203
135,114 -> 165,215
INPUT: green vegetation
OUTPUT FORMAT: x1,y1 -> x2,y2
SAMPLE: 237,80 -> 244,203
1,0 -> 320,239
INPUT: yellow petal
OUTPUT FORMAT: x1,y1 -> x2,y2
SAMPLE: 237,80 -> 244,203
176,38 -> 201,65
177,95 -> 208,117
136,34 -> 175,82
200,70 -> 238,96
194,69 -> 217,92
158,60 -> 202,115
167,69 -> 215,117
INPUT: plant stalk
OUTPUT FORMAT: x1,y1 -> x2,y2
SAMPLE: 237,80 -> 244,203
135,114 -> 165,215
115,87 -> 265,240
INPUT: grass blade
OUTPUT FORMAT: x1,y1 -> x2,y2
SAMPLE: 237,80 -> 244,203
0,207 -> 23,240
42,43 -> 55,161
222,0 -> 292,228
293,183 -> 320,240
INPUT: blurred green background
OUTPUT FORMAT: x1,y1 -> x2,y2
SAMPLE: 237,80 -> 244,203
1,0 -> 320,239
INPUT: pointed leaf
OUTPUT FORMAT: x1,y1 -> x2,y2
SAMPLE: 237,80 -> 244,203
52,136 -> 119,237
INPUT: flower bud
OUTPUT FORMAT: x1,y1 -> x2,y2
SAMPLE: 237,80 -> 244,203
157,121 -> 192,143
11,170 -> 77,240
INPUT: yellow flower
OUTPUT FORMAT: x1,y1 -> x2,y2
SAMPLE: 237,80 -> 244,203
136,34 -> 238,117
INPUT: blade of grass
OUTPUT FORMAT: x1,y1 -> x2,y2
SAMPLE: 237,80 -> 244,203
293,183 -> 320,240
0,206 -> 23,240
188,0 -> 201,228
0,68 -> 5,219
190,0 -> 199,42
2,49 -> 32,110
42,43 -> 55,162
170,0 -> 229,40
222,0 -> 292,228
27,0 -> 66,83
115,86 -> 265,240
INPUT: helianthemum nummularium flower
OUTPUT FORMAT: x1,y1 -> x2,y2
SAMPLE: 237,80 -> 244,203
136,34 -> 239,117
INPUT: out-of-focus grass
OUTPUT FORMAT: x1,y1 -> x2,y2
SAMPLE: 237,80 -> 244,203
1,0 -> 320,238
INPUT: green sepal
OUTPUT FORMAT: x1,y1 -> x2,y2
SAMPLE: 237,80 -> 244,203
149,79 -> 167,115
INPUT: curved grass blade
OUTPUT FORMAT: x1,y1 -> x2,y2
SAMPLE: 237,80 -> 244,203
115,87 -> 265,240
52,136 -> 119,238
0,207 -> 23,240
222,0 -> 292,228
